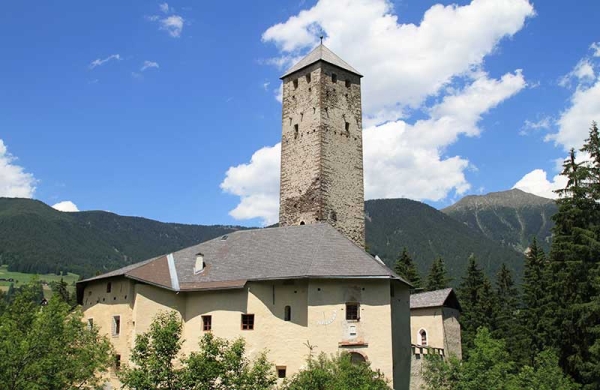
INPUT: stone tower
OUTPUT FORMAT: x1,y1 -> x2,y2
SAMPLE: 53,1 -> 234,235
279,43 -> 365,247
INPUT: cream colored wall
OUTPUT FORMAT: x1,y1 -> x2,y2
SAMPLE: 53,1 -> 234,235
410,307 -> 445,349
83,278 -> 407,390
81,277 -> 135,388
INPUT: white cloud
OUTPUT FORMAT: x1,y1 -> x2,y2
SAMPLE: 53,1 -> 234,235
364,70 -> 526,200
559,59 -> 595,87
546,46 -> 600,151
160,15 -> 184,38
0,139 -> 36,198
52,201 -> 79,212
591,42 -> 600,57
520,116 -> 552,135
262,81 -> 270,91
159,3 -> 170,14
220,144 -> 281,225
262,0 -> 534,117
512,169 -> 566,199
141,60 -> 159,71
89,54 -> 121,69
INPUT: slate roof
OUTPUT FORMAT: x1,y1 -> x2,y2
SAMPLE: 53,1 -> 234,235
281,43 -> 362,79
410,288 -> 461,311
78,223 -> 408,293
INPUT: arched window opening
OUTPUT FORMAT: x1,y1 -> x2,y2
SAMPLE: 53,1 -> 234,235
420,329 -> 428,346
300,221 -> 305,225
349,352 -> 366,365
284,306 -> 291,321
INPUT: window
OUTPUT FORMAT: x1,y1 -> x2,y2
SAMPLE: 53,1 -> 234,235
293,79 -> 298,89
277,366 -> 287,379
345,122 -> 350,132
241,314 -> 255,330
346,303 -> 360,321
332,73 -> 337,83
294,124 -> 299,139
87,318 -> 94,330
202,315 -> 212,331
350,352 -> 366,364
106,282 -> 112,293
112,315 -> 121,336
345,79 -> 351,88
284,306 -> 291,321
114,354 -> 121,371
420,329 -> 428,346
306,73 -> 311,83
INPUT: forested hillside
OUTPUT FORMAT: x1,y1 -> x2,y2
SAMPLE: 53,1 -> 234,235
0,198 -> 244,277
442,189 -> 556,252
365,198 -> 525,283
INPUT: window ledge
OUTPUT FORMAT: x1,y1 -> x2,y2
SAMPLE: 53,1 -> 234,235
338,340 -> 368,347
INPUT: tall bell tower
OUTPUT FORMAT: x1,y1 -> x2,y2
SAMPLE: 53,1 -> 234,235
279,42 -> 365,247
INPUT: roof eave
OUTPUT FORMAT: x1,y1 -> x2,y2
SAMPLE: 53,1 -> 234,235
280,59 -> 363,80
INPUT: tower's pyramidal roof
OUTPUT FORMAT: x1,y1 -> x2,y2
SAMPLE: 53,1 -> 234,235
280,43 -> 362,79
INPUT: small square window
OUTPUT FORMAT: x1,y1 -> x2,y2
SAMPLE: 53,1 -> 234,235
277,366 -> 287,378
106,283 -> 112,293
112,315 -> 121,336
202,315 -> 212,331
346,303 -> 359,321
241,314 -> 255,330
332,73 -> 337,83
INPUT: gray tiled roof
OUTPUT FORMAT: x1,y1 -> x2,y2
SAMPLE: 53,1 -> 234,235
79,223 -> 408,291
410,288 -> 461,310
281,43 -> 362,79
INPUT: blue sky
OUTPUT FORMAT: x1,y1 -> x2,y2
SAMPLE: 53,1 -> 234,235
1,0 -> 599,227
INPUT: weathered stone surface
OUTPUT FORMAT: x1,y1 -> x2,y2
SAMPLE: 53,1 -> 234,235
279,61 -> 365,247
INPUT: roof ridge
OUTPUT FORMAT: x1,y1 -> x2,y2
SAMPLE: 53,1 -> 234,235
281,43 -> 362,79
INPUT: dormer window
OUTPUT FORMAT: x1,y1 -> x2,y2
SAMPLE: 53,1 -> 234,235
194,253 -> 205,274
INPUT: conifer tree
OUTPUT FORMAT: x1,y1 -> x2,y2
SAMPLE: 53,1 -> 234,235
458,255 -> 498,355
542,126 -> 600,386
425,257 -> 450,291
394,247 -> 422,288
494,263 -> 522,359
520,238 -> 549,366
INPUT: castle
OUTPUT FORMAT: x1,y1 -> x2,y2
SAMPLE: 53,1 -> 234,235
77,42 -> 460,390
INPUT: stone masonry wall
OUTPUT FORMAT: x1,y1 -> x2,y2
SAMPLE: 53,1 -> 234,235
279,61 -> 365,247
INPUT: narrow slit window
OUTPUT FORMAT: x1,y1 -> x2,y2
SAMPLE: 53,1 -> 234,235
241,314 -> 255,330
306,73 -> 311,83
294,124 -> 299,139
420,329 -> 428,346
112,315 -> 121,336
345,122 -> 350,132
115,354 -> 121,371
87,318 -> 94,330
346,303 -> 359,321
345,79 -> 351,88
332,73 -> 337,83
293,79 -> 298,89
284,306 -> 291,321
106,282 -> 112,293
202,315 -> 212,331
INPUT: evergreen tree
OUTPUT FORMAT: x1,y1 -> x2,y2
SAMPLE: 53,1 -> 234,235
494,264 -> 520,351
458,255 -> 498,355
394,247 -> 422,288
50,277 -> 70,304
543,145 -> 600,386
520,238 -> 549,366
425,257 -> 450,291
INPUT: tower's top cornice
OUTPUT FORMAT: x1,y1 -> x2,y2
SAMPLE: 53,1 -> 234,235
280,42 -> 362,79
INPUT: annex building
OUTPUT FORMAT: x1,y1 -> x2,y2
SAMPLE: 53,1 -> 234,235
77,43 -> 458,390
